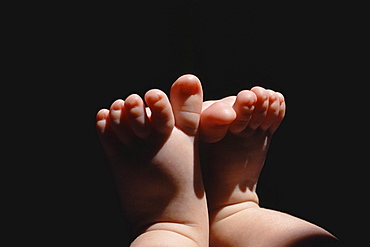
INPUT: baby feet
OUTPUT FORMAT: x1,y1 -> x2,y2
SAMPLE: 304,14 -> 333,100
96,75 -> 208,246
96,76 -> 338,246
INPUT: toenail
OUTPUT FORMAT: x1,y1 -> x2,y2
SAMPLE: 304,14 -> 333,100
179,81 -> 199,95
111,100 -> 124,110
148,92 -> 161,102
145,89 -> 165,104
97,109 -> 109,119
111,104 -> 120,111
126,94 -> 142,107
126,100 -> 140,108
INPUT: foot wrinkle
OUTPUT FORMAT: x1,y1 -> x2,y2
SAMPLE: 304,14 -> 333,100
177,108 -> 201,115
211,201 -> 259,224
144,224 -> 200,245
144,229 -> 199,246
210,200 -> 259,211
153,220 -> 201,227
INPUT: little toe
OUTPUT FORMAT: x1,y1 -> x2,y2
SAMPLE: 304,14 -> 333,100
170,74 -> 203,136
260,90 -> 281,131
96,108 -> 120,156
229,90 -> 257,134
125,94 -> 151,139
248,86 -> 269,130
269,92 -> 286,133
145,89 -> 174,136
200,101 -> 237,143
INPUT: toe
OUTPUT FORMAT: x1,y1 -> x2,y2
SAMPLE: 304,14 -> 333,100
125,94 -> 151,139
248,86 -> 269,130
229,90 -> 257,134
260,90 -> 280,131
145,89 -> 174,135
269,92 -> 286,133
109,99 -> 125,125
109,99 -> 133,145
96,109 -> 110,135
200,101 -> 237,143
170,74 -> 203,136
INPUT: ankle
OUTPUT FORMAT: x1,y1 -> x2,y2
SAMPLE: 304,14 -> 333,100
209,201 -> 260,225
207,187 -> 259,211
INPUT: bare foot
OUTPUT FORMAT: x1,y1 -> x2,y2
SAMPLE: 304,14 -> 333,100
200,87 -> 339,246
200,86 -> 285,209
96,75 -> 208,246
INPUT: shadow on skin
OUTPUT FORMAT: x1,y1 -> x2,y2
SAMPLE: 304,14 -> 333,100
285,233 -> 342,247
193,136 -> 206,199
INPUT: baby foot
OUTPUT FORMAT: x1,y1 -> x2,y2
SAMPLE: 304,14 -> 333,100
199,88 -> 340,246
96,75 -> 208,246
199,86 -> 285,213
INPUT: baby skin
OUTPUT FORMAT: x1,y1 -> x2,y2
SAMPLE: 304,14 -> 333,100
96,75 -> 209,246
199,87 -> 340,246
96,74 -> 339,246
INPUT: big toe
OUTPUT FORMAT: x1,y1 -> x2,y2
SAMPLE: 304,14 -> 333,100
200,100 -> 237,143
170,74 -> 203,136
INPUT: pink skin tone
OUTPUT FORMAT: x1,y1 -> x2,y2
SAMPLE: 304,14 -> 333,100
96,75 -> 208,247
199,87 -> 337,246
96,74 -> 338,246
199,87 -> 285,210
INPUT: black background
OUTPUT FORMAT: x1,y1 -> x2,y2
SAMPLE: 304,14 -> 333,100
24,1 -> 365,246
